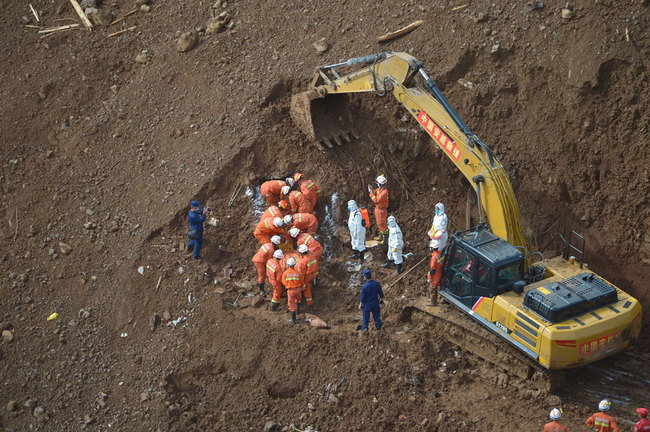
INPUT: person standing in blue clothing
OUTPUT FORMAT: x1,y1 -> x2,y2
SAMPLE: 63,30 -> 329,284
359,269 -> 384,332
187,200 -> 209,260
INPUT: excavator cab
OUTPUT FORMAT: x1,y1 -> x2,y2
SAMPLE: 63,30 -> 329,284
442,227 -> 525,308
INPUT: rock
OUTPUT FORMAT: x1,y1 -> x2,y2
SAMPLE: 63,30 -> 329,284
140,4 -> 150,12
561,8 -> 574,20
176,31 -> 198,52
328,394 -> 339,404
80,0 -> 96,8
84,7 -> 98,16
2,330 -> 14,343
475,12 -> 487,22
313,38 -> 329,53
59,242 -> 73,255
108,221 -> 119,232
264,420 -> 279,432
135,49 -> 151,64
90,9 -> 113,26
491,44 -> 500,53
6,400 -> 16,412
136,0 -> 150,5
149,314 -> 159,331
78,309 -> 90,319
206,17 -> 227,34
212,0 -> 221,8
162,310 -> 171,321
20,15 -> 32,25
33,406 -> 49,423
307,402 -> 315,410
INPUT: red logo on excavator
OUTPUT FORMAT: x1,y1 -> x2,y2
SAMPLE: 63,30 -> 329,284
417,111 -> 461,161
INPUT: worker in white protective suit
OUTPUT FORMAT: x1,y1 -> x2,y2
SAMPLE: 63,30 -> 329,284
347,200 -> 366,263
381,215 -> 404,274
428,202 -> 448,250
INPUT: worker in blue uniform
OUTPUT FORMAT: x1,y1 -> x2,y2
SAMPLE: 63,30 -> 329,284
359,269 -> 384,332
187,200 -> 209,260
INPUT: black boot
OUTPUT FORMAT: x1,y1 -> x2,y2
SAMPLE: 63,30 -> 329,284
359,250 -> 365,264
258,282 -> 265,294
379,232 -> 388,245
381,259 -> 393,268
270,302 -> 278,311
290,311 -> 296,324
395,263 -> 402,274
350,250 -> 359,259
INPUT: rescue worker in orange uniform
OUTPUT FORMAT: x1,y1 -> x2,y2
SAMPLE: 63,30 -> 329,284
261,178 -> 294,206
427,239 -> 445,305
292,212 -> 319,235
297,244 -> 318,307
291,228 -> 323,260
252,235 -> 282,294
586,400 -> 619,432
253,216 -> 284,245
283,186 -> 313,214
544,408 -> 568,432
260,200 -> 290,221
267,249 -> 285,311
281,256 -> 304,324
369,175 -> 389,244
634,407 -> 650,432
294,172 -> 321,206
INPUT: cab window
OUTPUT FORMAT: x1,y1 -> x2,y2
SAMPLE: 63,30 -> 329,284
477,261 -> 492,287
496,262 -> 522,294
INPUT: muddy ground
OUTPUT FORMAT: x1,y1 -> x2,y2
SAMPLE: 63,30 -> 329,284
0,0 -> 649,431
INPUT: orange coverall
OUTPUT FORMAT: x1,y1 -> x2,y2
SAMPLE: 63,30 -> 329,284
543,421 -> 568,432
297,233 -> 323,260
300,179 -> 321,205
266,259 -> 284,305
261,205 -> 287,221
281,268 -> 304,312
253,217 -> 285,245
586,412 -> 619,432
288,190 -> 313,214
369,186 -> 389,232
298,251 -> 319,306
428,249 -> 444,288
252,243 -> 275,284
292,213 -> 319,234
260,180 -> 287,206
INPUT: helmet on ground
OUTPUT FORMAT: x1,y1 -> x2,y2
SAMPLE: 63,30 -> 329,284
637,408 -> 648,418
287,257 -> 297,267
298,244 -> 309,254
293,173 -> 303,182
285,178 -> 295,187
598,400 -> 611,412
376,175 -> 387,186
283,215 -> 293,225
387,215 -> 396,227
272,217 -> 284,228
549,408 -> 561,420
271,235 -> 282,245
278,200 -> 289,211
435,202 -> 445,216
281,186 -> 291,196
347,199 -> 358,211
273,250 -> 284,260
429,239 -> 440,250
289,227 -> 300,238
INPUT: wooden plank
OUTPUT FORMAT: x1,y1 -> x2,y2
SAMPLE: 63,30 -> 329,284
378,20 -> 423,43
69,0 -> 93,30
38,23 -> 80,33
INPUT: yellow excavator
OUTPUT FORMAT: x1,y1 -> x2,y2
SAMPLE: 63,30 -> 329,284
291,52 -> 641,376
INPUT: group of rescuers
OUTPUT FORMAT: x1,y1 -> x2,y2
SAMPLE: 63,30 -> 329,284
542,400 -> 649,432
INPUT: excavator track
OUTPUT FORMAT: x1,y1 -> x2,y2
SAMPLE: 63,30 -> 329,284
401,297 -> 565,393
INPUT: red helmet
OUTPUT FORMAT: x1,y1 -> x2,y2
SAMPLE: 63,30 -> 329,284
637,408 -> 649,418
278,200 -> 289,211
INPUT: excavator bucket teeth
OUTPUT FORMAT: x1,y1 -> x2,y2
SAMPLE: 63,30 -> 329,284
290,91 -> 357,148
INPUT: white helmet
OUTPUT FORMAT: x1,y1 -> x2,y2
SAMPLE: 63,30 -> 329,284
376,175 -> 387,186
599,400 -> 611,412
289,227 -> 300,238
285,178 -> 295,187
272,217 -> 284,228
549,408 -> 561,420
286,256 -> 297,267
435,202 -> 445,216
429,239 -> 440,250
281,186 -> 291,195
270,235 -> 282,245
283,214 -> 293,225
273,250 -> 284,260
298,244 -> 309,254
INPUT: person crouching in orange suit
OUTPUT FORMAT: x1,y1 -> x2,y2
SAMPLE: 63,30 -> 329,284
252,236 -> 282,295
267,249 -> 285,312
297,244 -> 318,307
292,212 -> 319,235
427,239 -> 445,305
283,186 -> 314,214
369,175 -> 389,244
254,216 -> 285,245
261,178 -> 294,206
282,256 -> 304,324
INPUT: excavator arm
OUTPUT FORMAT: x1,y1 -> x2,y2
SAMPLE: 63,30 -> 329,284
291,52 -> 528,255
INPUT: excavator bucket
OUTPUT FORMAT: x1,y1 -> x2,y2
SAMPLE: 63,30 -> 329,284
290,90 -> 359,150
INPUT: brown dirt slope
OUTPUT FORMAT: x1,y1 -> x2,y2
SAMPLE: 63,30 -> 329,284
0,0 -> 648,431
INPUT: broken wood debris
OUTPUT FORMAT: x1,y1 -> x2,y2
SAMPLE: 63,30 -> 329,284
107,26 -> 136,38
229,182 -> 243,206
69,0 -> 93,30
155,275 -> 162,292
452,4 -> 470,11
110,9 -> 137,26
29,4 -> 40,23
378,20 -> 423,43
38,23 -> 80,34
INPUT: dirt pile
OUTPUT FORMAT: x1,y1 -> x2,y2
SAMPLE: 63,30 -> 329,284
1,0 -> 648,431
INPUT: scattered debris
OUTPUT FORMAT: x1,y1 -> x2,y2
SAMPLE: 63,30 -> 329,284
155,274 -> 163,291
47,312 -> 59,321
313,38 -> 329,53
229,182 -> 243,206
59,242 -> 73,255
452,4 -> 469,11
110,9 -> 137,26
107,25 -> 136,37
37,23 -> 80,34
135,49 -> 151,64
305,313 -> 329,329
69,0 -> 94,30
137,266 -> 145,275
2,330 -> 14,343
149,314 -> 159,331
561,8 -> 574,20
29,4 -> 40,23
378,20 -> 424,43
120,332 -> 128,337
176,31 -> 198,52
171,316 -> 187,326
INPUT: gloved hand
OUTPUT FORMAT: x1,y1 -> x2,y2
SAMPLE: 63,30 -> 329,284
392,248 -> 397,253
367,184 -> 373,194
428,269 -> 435,276
358,303 -> 363,310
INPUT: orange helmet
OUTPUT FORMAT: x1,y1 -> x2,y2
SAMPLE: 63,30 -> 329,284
293,172 -> 304,182
278,200 -> 289,211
